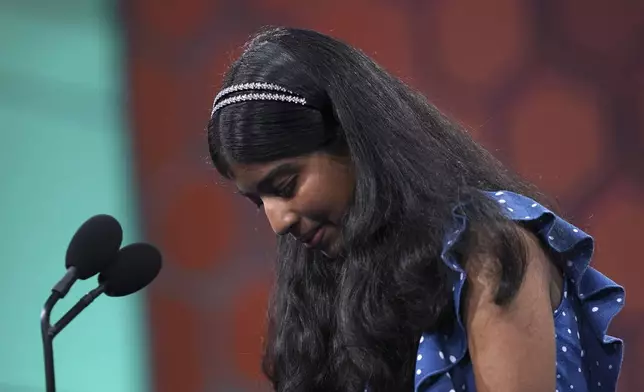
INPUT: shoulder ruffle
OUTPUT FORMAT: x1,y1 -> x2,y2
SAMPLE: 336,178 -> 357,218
414,190 -> 625,391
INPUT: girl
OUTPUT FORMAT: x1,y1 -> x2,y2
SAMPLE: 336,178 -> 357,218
207,27 -> 624,392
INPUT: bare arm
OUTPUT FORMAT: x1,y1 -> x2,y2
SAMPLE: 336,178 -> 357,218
464,228 -> 557,392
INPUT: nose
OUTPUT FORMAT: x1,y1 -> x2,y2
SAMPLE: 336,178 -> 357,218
262,198 -> 299,236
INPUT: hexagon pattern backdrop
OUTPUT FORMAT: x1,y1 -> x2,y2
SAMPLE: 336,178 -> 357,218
121,1 -> 644,391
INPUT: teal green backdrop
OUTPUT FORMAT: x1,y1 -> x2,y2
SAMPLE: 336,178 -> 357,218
0,1 -> 149,391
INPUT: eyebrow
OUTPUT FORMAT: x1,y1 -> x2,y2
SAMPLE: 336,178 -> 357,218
239,162 -> 299,196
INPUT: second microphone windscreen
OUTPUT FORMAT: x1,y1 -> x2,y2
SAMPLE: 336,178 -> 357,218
99,243 -> 162,297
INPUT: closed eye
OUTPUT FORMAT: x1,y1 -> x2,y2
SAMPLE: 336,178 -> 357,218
234,163 -> 300,210
274,176 -> 298,199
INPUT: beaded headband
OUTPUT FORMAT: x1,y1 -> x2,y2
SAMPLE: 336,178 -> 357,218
211,82 -> 307,116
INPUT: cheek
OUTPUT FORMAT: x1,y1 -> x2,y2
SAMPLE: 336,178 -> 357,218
298,174 -> 334,211
298,171 -> 352,221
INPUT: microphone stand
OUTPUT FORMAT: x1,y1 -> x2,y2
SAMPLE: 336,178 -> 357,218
40,266 -> 105,392
41,293 -> 60,392
50,286 -> 105,338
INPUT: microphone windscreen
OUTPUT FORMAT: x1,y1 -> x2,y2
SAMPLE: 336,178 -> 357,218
65,215 -> 123,279
99,243 -> 162,297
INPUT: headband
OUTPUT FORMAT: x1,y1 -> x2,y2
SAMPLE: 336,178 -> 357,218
211,82 -> 307,116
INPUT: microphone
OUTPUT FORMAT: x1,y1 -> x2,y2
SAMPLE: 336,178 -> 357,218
40,215 -> 123,392
49,243 -> 163,338
53,215 -> 123,298
41,240 -> 162,392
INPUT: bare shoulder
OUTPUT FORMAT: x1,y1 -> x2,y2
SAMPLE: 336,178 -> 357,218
464,224 -> 562,310
462,224 -> 561,392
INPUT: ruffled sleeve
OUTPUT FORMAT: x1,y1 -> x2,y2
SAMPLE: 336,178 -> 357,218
414,190 -> 625,392
413,198 -> 472,391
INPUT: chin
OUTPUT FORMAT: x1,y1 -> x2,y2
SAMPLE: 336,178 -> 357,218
320,239 -> 342,259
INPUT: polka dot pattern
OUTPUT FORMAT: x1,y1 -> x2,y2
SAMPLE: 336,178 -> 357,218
413,191 -> 625,391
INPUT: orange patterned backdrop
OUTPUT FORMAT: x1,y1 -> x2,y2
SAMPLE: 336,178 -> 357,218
122,1 -> 644,390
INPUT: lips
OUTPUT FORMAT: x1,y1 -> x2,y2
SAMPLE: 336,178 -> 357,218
300,226 -> 324,248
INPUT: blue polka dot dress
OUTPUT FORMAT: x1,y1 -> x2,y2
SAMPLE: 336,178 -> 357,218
414,191 -> 625,392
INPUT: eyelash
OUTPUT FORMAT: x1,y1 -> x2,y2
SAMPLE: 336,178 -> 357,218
275,176 -> 297,199
241,176 -> 298,210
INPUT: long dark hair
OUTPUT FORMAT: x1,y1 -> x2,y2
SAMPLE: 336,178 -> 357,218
208,27 -> 548,392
